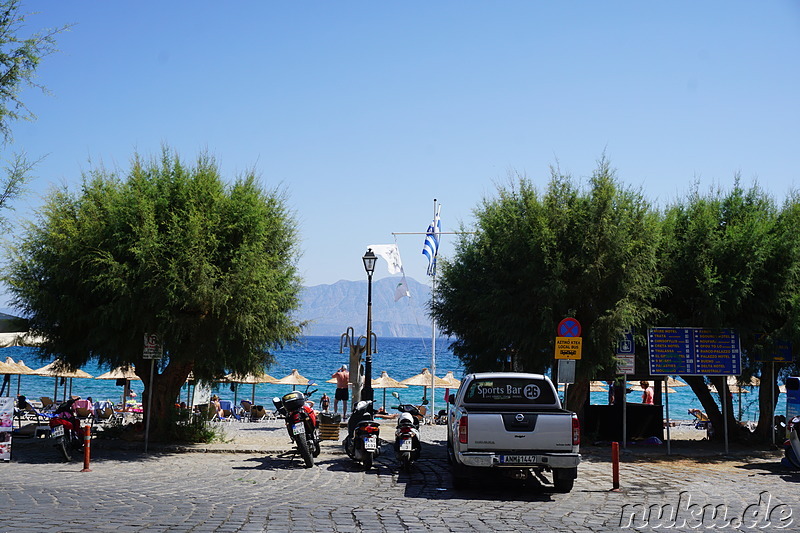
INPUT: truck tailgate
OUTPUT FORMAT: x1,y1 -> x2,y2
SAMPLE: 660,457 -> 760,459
467,411 -> 575,451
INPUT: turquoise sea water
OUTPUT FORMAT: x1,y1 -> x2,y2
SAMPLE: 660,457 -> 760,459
2,336 -> 789,422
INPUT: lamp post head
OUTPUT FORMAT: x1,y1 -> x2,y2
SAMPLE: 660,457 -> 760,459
363,248 -> 377,276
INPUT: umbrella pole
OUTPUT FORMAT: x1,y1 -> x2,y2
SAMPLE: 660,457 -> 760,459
383,388 -> 386,410
233,383 -> 238,407
53,377 -> 57,404
251,383 -> 256,406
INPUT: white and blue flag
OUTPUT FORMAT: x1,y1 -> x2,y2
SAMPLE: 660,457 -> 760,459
422,205 -> 441,276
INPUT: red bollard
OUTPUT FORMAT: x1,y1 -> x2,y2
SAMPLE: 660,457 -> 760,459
80,425 -> 92,472
610,441 -> 620,491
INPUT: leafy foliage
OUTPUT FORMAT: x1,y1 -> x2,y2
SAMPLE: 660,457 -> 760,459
4,148 -> 302,438
432,158 -> 662,383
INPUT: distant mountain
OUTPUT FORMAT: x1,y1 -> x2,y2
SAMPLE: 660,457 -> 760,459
296,277 -> 435,337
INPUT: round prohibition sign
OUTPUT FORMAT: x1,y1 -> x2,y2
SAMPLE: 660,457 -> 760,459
557,317 -> 581,337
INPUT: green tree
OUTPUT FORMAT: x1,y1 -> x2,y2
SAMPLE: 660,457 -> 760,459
4,148 -> 302,439
657,180 -> 796,442
0,1 -> 69,221
432,158 -> 662,417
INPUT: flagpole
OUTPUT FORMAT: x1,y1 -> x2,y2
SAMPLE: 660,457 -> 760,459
430,199 -> 438,424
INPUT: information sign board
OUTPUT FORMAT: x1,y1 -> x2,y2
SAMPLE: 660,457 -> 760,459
648,327 -> 741,376
616,353 -> 635,375
555,336 -> 582,360
143,333 -> 163,360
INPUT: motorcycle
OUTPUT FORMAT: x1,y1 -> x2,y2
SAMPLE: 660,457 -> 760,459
782,415 -> 800,470
272,386 -> 320,468
343,400 -> 381,469
392,404 -> 422,471
48,397 -> 84,461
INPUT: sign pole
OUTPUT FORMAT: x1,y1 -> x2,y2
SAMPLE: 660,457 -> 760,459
664,377 -> 671,455
722,376 -> 729,455
622,375 -> 627,450
145,358 -> 155,454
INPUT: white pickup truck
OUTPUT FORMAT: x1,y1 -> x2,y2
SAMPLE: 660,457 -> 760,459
446,372 -> 581,492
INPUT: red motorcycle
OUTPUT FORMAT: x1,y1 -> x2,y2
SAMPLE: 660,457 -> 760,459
48,397 -> 83,461
273,387 -> 321,468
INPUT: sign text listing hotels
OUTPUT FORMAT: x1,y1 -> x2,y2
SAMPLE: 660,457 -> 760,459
648,327 -> 741,376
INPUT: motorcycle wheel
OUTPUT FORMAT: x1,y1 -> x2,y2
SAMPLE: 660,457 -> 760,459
295,433 -> 314,468
55,437 -> 71,462
312,434 -> 321,457
399,451 -> 412,472
363,452 -> 373,469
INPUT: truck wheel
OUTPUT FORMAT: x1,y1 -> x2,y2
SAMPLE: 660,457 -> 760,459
552,469 -> 575,493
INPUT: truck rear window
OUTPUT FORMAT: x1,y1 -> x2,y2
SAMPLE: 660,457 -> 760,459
463,378 -> 556,405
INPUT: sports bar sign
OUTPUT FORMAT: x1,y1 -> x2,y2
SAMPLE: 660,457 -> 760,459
648,327 -> 741,376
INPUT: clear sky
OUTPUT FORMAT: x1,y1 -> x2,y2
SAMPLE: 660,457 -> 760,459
4,1 -> 799,298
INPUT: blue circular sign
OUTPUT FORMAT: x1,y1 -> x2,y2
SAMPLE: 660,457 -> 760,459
558,318 -> 581,337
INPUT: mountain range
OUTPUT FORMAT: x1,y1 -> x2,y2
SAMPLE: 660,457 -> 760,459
296,277 -> 435,337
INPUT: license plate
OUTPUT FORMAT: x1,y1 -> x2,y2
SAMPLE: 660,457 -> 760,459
292,423 -> 305,435
51,425 -> 64,438
500,455 -> 537,464
400,438 -> 413,451
363,436 -> 377,451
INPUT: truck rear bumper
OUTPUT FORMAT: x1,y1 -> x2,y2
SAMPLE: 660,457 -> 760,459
457,451 -> 581,469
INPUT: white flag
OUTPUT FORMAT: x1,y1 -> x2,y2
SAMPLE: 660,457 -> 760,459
394,271 -> 411,301
368,244 -> 403,275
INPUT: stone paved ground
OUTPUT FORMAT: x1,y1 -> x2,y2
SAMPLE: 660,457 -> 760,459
2,421 -> 799,532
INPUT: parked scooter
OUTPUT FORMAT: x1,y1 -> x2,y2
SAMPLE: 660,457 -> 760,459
782,415 -> 800,470
343,400 -> 381,468
273,386 -> 321,468
392,403 -> 422,471
48,397 -> 83,461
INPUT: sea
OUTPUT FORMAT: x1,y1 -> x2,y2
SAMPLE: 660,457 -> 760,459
1,336 -> 789,422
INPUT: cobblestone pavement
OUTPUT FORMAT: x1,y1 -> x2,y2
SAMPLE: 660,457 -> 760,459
3,423 -> 799,532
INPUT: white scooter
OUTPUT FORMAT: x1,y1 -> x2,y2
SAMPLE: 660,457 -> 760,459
392,403 -> 422,471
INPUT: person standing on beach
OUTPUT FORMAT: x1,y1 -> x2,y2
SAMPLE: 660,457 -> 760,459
640,381 -> 654,405
332,365 -> 349,416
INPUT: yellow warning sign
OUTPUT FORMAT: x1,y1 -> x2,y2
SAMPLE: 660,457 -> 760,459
555,336 -> 582,360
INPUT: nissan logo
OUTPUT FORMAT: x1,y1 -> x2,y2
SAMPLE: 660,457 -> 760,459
515,413 -> 525,422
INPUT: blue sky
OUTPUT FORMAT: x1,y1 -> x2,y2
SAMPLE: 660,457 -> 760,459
4,1 -> 800,300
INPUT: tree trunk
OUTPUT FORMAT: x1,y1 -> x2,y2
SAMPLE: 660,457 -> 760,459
137,359 -> 194,441
566,377 -> 589,422
682,375 -> 742,443
755,363 -> 782,443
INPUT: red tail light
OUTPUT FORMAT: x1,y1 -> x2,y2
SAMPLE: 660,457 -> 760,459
362,424 -> 380,434
400,426 -> 413,434
572,413 -> 580,446
458,414 -> 468,444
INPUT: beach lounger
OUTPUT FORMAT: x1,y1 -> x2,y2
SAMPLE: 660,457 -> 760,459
250,405 -> 268,421
239,400 -> 253,421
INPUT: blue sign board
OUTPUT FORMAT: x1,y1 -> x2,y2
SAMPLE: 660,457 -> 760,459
617,327 -> 635,355
648,327 -> 741,376
557,318 -> 581,338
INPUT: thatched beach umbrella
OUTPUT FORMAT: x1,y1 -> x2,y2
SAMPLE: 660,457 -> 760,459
276,369 -> 310,391
222,372 -> 278,405
1,357 -> 36,396
34,360 -> 93,403
95,366 -> 141,407
371,370 -> 407,409
401,368 -> 449,404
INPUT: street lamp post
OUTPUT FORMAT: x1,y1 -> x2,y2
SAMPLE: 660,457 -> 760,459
362,248 -> 377,402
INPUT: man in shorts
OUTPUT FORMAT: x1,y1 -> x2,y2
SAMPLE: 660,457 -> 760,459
332,365 -> 350,416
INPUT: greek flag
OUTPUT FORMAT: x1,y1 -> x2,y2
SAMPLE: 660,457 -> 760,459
422,206 -> 441,276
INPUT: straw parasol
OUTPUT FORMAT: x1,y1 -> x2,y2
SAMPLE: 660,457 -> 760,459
276,369 -> 310,391
95,366 -> 141,381
440,371 -> 461,388
34,360 -> 94,403
222,372 -> 278,405
401,368 -> 450,407
0,357 -> 36,396
371,370 -> 407,409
